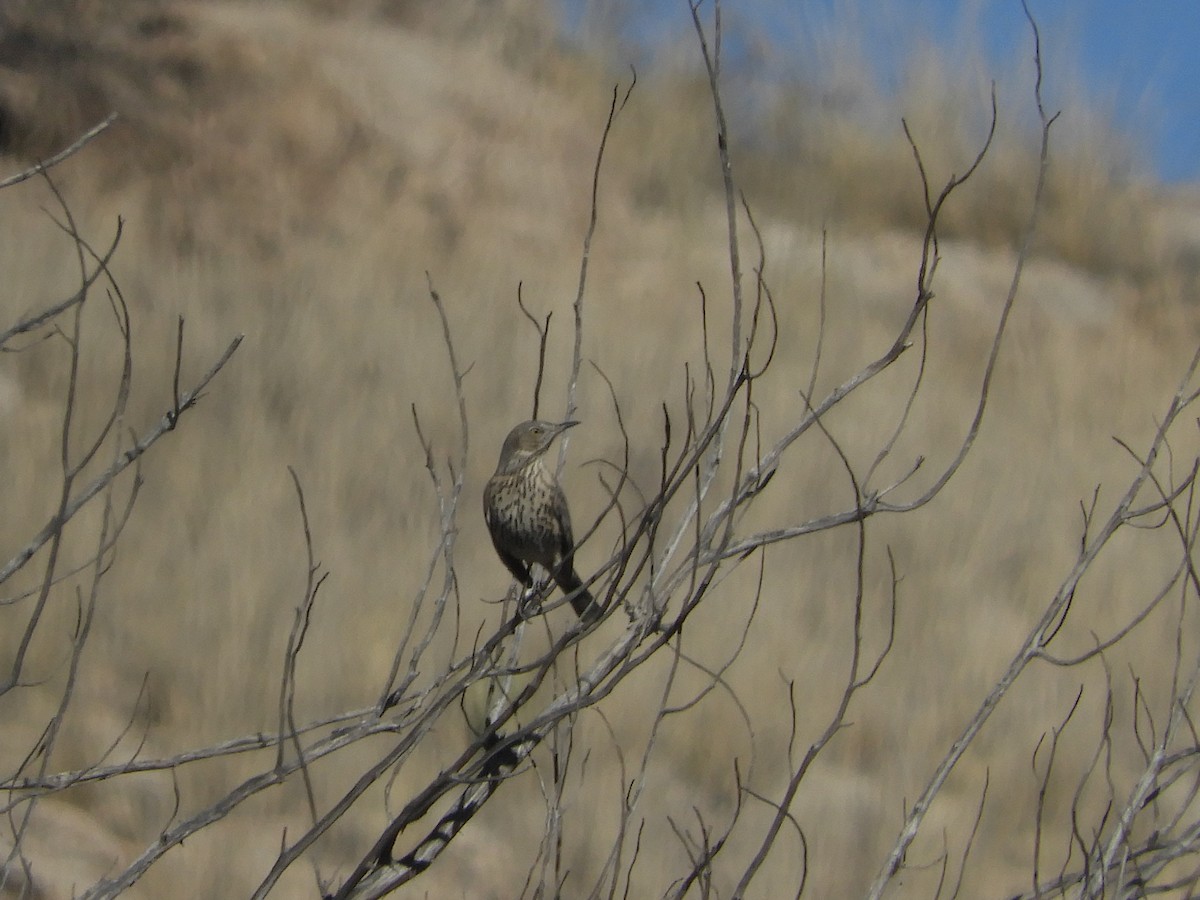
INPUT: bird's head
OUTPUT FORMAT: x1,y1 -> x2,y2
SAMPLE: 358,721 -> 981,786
497,419 -> 578,471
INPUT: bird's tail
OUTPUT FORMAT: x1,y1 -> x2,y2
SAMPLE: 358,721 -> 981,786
556,564 -> 602,624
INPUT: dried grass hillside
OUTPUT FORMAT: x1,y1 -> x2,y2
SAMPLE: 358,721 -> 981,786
2,1 -> 1200,897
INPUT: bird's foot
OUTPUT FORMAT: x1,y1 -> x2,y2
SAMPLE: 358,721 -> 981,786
517,584 -> 544,619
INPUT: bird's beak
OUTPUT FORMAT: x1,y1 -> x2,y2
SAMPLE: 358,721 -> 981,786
548,420 -> 579,445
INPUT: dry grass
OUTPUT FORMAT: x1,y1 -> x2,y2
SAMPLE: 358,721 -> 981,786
1,1 -> 1199,897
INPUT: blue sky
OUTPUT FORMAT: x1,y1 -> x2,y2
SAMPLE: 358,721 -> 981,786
933,0 -> 1200,182
1090,3 -> 1200,182
561,1 -> 1200,183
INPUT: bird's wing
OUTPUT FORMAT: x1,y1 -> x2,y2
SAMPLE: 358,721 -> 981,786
553,482 -> 575,554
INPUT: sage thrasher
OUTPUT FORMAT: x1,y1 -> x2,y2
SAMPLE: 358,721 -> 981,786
483,420 -> 601,623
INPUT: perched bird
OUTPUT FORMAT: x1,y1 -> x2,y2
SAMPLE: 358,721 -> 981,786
483,420 -> 601,624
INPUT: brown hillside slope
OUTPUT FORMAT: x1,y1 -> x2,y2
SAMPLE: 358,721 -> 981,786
1,2 -> 1199,897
